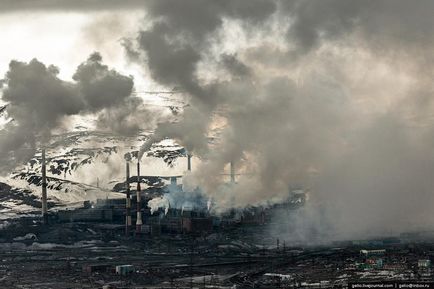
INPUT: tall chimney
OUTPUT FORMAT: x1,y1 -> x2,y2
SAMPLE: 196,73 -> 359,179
125,161 -> 132,235
136,162 -> 142,233
230,161 -> 235,183
41,149 -> 48,225
187,154 -> 192,171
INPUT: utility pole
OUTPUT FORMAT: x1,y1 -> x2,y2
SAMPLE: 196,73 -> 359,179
41,149 -> 48,225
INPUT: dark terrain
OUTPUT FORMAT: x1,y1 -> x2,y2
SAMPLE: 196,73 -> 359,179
1,218 -> 434,289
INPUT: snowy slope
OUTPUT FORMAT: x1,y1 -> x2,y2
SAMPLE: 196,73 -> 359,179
0,127 -> 190,219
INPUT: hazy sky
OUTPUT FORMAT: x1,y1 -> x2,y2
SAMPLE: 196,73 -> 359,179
0,9 -> 148,89
1,1 -> 434,241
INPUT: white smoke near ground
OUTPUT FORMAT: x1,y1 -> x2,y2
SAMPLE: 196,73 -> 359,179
147,178 -> 210,216
148,196 -> 170,215
127,0 -> 434,241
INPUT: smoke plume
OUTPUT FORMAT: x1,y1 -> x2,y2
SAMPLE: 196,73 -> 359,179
0,52 -> 148,173
1,0 -> 433,241
127,0 -> 434,240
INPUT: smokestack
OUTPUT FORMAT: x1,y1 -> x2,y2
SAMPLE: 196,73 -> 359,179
125,161 -> 132,235
136,162 -> 142,233
187,154 -> 192,171
41,149 -> 48,225
230,161 -> 235,183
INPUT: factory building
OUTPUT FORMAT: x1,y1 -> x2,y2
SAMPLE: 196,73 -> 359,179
49,157 -> 305,238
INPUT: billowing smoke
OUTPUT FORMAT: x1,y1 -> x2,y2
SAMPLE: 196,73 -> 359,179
73,52 -> 133,111
0,52 -> 149,173
0,0 -> 149,12
134,0 -> 277,161
126,0 -> 434,240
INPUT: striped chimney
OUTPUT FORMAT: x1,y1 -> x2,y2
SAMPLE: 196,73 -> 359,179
125,161 -> 132,235
136,162 -> 142,232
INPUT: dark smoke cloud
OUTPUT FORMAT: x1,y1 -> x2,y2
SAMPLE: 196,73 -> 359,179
221,54 -> 251,78
281,0 -> 434,58
73,53 -> 150,136
95,96 -> 154,136
0,59 -> 81,172
0,52 -> 146,172
132,0 -> 277,159
133,0 -> 276,101
73,52 -> 134,111
125,0 -> 434,241
0,0 -> 147,12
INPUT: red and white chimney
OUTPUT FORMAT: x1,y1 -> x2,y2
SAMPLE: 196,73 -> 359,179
136,162 -> 142,233
125,161 -> 132,235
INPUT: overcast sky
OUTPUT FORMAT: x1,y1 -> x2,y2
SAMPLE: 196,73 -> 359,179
0,8 -> 149,90
1,1 -> 434,239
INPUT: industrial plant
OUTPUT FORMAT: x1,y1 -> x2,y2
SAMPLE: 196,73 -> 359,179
0,147 -> 312,288
2,148 -> 434,288
40,148 -> 305,236
1,0 -> 434,288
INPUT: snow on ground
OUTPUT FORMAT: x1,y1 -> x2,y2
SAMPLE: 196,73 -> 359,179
0,129 -> 196,221
0,95 -> 194,220
0,240 -> 126,251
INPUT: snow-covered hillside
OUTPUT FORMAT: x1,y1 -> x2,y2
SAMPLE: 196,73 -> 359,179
0,127 -> 191,219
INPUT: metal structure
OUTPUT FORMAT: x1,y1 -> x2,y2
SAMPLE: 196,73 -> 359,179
125,161 -> 132,235
136,162 -> 142,233
187,154 -> 192,171
41,149 -> 48,225
230,161 -> 235,183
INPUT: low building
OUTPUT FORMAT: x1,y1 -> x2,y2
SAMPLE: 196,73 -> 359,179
182,217 -> 213,233
82,264 -> 112,274
58,207 -> 113,223
418,259 -> 431,268
115,265 -> 134,276
360,249 -> 386,257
